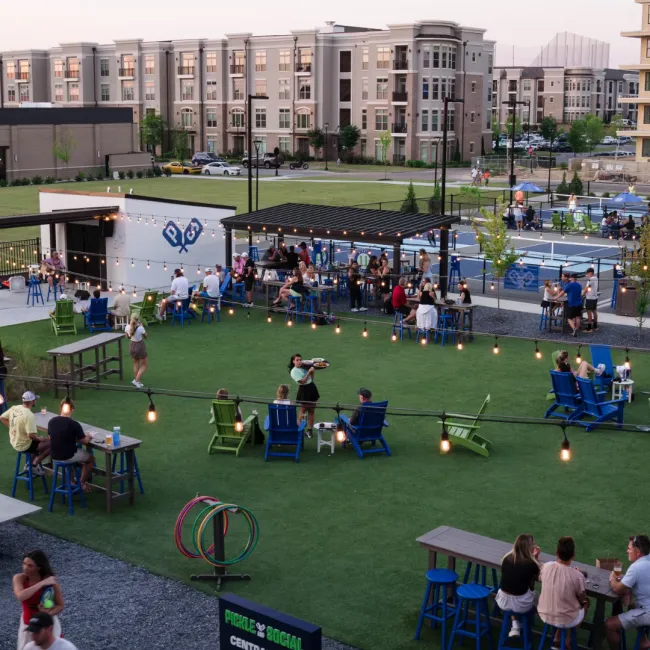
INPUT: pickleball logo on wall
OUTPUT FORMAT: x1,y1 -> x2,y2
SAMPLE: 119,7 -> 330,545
162,218 -> 204,253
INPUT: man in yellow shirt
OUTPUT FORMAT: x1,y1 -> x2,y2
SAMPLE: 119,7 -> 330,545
0,391 -> 50,474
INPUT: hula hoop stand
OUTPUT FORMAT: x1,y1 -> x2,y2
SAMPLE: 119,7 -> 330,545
175,495 -> 259,591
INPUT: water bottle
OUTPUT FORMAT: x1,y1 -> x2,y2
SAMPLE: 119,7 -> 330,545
112,426 -> 121,447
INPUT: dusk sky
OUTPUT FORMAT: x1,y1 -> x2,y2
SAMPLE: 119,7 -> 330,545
1,0 -> 641,68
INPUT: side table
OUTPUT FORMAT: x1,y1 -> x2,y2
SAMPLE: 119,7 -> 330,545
612,379 -> 634,404
315,422 -> 336,454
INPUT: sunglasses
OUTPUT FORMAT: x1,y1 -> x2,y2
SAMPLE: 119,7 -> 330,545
630,536 -> 642,549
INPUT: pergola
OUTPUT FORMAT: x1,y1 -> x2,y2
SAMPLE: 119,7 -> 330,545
220,203 -> 461,294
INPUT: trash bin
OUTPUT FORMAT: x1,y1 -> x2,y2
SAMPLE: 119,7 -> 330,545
616,281 -> 637,317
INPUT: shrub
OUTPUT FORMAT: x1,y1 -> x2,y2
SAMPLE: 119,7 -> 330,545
31,176 -> 43,185
588,192 -> 596,197
118,171 -> 125,180
10,178 -> 23,187
400,181 -> 419,214
126,169 -> 134,179
74,171 -> 85,182
556,172 -> 570,196
559,162 -> 568,170
428,183 -> 442,216
0,179 -> 7,188
407,160 -> 428,168
96,174 -> 104,181
153,166 -> 162,177
602,191 -> 611,198
136,170 -> 144,179
145,168 -> 154,178
45,176 -> 55,184
568,171 -> 583,196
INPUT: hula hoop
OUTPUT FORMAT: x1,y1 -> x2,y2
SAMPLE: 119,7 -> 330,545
174,496 -> 229,559
197,503 -> 260,567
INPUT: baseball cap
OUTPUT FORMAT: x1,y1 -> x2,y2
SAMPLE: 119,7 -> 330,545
22,391 -> 39,402
241,252 -> 249,258
25,612 -> 54,633
358,388 -> 372,399
233,253 -> 241,258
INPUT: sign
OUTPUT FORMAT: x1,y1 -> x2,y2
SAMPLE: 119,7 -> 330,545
504,263 -> 539,292
220,594 -> 322,650
162,217 -> 203,253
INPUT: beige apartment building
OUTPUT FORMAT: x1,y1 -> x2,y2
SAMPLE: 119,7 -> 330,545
0,20 -> 495,163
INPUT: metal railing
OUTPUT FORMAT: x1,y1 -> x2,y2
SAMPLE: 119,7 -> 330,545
295,63 -> 312,73
178,66 -> 195,75
393,60 -> 408,70
391,122 -> 407,133
392,91 -> 408,102
119,68 -> 135,77
229,65 -> 244,75
0,238 -> 41,278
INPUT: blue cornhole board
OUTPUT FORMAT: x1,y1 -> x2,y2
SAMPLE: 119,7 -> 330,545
504,264 -> 539,292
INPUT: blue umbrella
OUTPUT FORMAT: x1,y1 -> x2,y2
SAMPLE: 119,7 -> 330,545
613,192 -> 645,204
511,181 -> 545,193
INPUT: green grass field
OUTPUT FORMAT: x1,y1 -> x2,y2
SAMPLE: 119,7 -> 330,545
1,311 -> 648,650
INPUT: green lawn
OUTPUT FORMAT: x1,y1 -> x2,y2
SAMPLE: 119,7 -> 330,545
1,311 -> 649,650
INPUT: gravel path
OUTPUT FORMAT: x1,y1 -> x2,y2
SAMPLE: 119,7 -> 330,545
0,522 -> 355,650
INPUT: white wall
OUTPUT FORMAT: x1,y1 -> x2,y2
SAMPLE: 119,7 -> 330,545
39,190 -> 234,292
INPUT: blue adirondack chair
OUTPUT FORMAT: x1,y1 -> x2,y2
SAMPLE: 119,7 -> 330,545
574,377 -> 626,431
339,401 -> 391,459
545,371 -> 584,421
219,273 -> 233,304
590,345 -> 615,391
84,297 -> 111,333
264,404 -> 306,462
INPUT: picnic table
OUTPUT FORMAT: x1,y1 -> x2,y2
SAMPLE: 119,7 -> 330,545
262,280 -> 336,314
34,411 -> 142,514
417,526 -> 619,650
48,332 -> 124,397
407,297 -> 476,338
0,493 -> 41,526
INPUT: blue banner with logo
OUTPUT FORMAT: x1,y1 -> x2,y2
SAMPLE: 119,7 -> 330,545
504,263 -> 539,292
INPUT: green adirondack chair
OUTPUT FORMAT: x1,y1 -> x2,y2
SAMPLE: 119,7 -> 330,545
50,299 -> 77,336
564,212 -> 579,232
581,213 -> 599,233
208,400 -> 256,456
440,394 -> 492,457
130,290 -> 159,325
550,212 -> 564,231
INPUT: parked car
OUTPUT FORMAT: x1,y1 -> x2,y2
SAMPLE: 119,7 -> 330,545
601,136 -> 617,145
241,152 -> 283,169
618,136 -> 633,145
192,152 -> 225,166
161,161 -> 202,175
202,161 -> 242,176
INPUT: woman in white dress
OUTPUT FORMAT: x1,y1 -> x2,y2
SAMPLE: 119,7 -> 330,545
416,282 -> 438,331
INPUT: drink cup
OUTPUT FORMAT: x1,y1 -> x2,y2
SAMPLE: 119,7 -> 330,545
614,563 -> 623,578
106,432 -> 113,446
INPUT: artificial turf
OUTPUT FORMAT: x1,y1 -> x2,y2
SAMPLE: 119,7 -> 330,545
1,310 -> 649,650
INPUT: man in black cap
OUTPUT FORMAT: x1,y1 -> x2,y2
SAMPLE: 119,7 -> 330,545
349,388 -> 373,426
23,612 -> 77,649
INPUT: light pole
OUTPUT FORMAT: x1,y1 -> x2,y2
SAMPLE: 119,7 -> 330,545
440,95 -> 464,298
502,96 -> 528,205
247,93 -> 268,214
324,122 -> 329,171
254,139 -> 262,211
432,137 -> 442,187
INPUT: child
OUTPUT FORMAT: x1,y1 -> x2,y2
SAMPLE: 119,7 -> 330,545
125,316 -> 147,389
274,384 -> 291,405
541,280 -> 554,308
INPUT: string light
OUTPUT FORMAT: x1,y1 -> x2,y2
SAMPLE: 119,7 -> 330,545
116,258 -> 119,266
147,391 -> 157,423
61,386 -> 72,415
267,312 -> 272,323
576,345 -> 582,365
362,322 -> 368,338
335,320 -> 341,334
440,414 -> 451,454
493,337 -> 500,355
234,399 -> 244,432
535,340 -> 542,359
457,337 -> 463,351
311,321 -> 317,330
420,335 -> 427,345
625,348 -> 631,370
391,332 -> 397,342
164,262 -> 167,271
490,281 -> 495,291
146,261 -> 150,269
287,317 -> 293,327
228,307 -> 234,315
335,405 -> 346,443
132,288 -> 137,298
131,259 -> 135,268
560,427 -> 571,462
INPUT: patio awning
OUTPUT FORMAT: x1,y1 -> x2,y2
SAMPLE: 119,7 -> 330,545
0,206 -> 120,230
219,203 -> 460,245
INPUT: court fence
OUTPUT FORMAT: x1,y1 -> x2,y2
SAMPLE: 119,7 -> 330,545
0,238 -> 41,278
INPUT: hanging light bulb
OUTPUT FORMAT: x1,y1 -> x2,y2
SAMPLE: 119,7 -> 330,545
535,340 -> 542,359
335,406 -> 345,442
560,429 -> 571,462
287,318 -> 293,327
146,261 -> 150,269
147,392 -> 157,423
120,286 -> 125,295
61,387 -> 72,415
116,258 -> 120,266
576,345 -> 582,365
132,288 -> 137,298
164,262 -> 168,271
197,266 -> 201,275
131,259 -> 135,268
457,338 -> 463,351
108,284 -> 113,292
228,307 -> 234,315
391,332 -> 397,342
490,281 -> 495,291
335,320 -> 341,334
625,348 -> 631,370
267,313 -> 272,323
493,337 -> 500,355
420,336 -> 427,345
362,322 -> 368,338
234,402 -> 244,433
311,322 -> 317,330
440,416 -> 451,454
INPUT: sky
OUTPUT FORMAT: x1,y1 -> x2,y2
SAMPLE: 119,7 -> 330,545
0,0 -> 641,68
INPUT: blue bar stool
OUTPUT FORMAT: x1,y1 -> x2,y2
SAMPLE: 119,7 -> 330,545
497,610 -> 534,650
416,328 -> 431,345
48,461 -> 86,515
449,257 -> 462,287
392,312 -> 412,341
414,568 -> 458,644
286,296 -> 303,323
171,297 -> 193,327
248,246 -> 260,261
434,313 -> 456,346
448,584 -> 494,650
12,451 -> 48,501
462,563 -> 500,594
620,626 -> 649,650
232,281 -> 246,304
201,298 -> 220,323
111,450 -> 144,495
46,277 -> 64,302
323,278 -> 338,304
538,624 -> 576,650
0,379 -> 7,414
305,294 -> 319,321
26,277 -> 44,306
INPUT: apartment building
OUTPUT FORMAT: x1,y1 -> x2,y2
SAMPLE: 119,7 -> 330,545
492,65 -> 639,128
0,20 -> 495,163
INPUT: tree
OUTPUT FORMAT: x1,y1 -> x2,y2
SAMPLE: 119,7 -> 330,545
379,130 -> 392,180
491,117 -> 502,148
540,116 -> 559,145
583,114 -> 605,154
171,127 -> 189,161
568,171 -> 584,196
607,114 -> 625,138
428,183 -> 442,216
339,125 -> 361,160
556,172 -> 570,196
400,182 -> 419,214
307,127 -> 325,160
505,114 -> 522,138
567,119 -> 588,155
52,129 -> 75,176
472,203 -> 521,310
140,114 -> 166,155
628,221 -> 650,338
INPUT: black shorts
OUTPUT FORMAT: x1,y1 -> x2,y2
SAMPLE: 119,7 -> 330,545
244,276 -> 255,291
25,440 -> 41,454
396,305 -> 411,316
585,299 -> 597,311
566,305 -> 583,319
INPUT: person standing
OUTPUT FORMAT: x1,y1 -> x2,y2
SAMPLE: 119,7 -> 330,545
557,273 -> 584,337
583,268 -> 599,333
568,194 -> 578,214
125,315 -> 148,389
289,353 -> 319,438
22,612 -> 77,650
471,167 -> 478,186
348,262 -> 364,312
13,551 -> 64,649
241,252 -> 256,307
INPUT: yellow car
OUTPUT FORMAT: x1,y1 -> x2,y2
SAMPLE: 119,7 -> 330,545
161,161 -> 202,175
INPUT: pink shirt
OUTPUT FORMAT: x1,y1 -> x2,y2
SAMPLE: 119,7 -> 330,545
537,561 -> 585,626
232,258 -> 245,275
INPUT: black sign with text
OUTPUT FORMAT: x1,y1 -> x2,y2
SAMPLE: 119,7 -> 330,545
219,594 -> 322,650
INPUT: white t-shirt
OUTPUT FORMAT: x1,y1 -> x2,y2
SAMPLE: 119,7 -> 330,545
273,399 -> 291,405
25,639 -> 78,650
170,275 -> 189,299
585,275 -> 599,299
203,274 -> 221,298
125,324 -> 146,342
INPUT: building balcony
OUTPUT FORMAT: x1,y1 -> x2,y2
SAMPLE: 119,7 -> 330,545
178,66 -> 195,77
392,91 -> 408,103
618,94 -> 642,103
119,68 -> 135,78
391,122 -> 408,134
393,60 -> 408,71
229,65 -> 244,76
295,63 -> 312,74
393,153 -> 406,163
65,70 -> 80,81
17,72 -> 29,82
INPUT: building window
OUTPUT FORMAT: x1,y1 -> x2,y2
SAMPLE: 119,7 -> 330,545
180,52 -> 194,74
181,81 -> 194,101
441,78 -> 447,99
279,108 -> 291,129
141,54 -> 153,75
6,62 -> 15,79
360,138 -> 367,157
100,58 -> 109,77
469,141 -> 475,154
279,136 -> 290,153
120,54 -> 134,75
16,61 -> 27,80
255,107 -> 267,128
523,80 -> 531,92
421,110 -> 429,132
375,108 -> 388,131
299,78 -> 311,100
340,79 -> 351,102
423,47 -> 430,69
55,85 -> 64,102
450,48 -> 457,70
145,82 -> 155,101
362,78 -> 368,101
206,80 -> 217,100
471,81 -> 476,93
207,108 -> 217,127
643,138 -> 650,157
279,50 -> 290,72
361,108 -> 367,130
181,108 -> 193,127
376,77 -> 388,100
447,110 -> 455,131
67,58 -> 79,77
100,84 -> 110,101
278,79 -> 290,100
488,54 -> 493,74
550,96 -> 554,103
233,78 -> 244,100
296,111 -> 311,129
375,139 -> 384,161
644,106 -> 650,125
19,85 -> 29,102
53,60 -> 63,78
206,52 -> 217,73
420,141 -> 428,162
422,78 -> 429,100
376,47 -> 390,69
362,48 -> 369,70
122,80 -> 134,101
433,46 -> 440,69
442,47 -> 448,68
646,73 -> 650,92
432,78 -> 439,101
207,136 -> 218,153
7,87 -> 15,102
432,110 -> 439,132
68,83 -> 79,102
233,50 -> 245,72
255,79 -> 267,97
255,51 -> 267,72
470,111 -> 475,123
298,48 -> 312,71
231,110 -> 244,128
340,51 -> 351,73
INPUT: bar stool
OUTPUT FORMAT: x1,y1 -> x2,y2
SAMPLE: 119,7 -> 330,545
434,313 -> 456,347
619,626 -> 649,650
416,328 -> 431,345
462,563 -> 500,594
111,450 -> 144,495
497,610 -> 534,650
26,277 -> 44,306
248,246 -> 260,261
392,312 -> 412,341
414,568 -> 458,644
305,294 -> 319,321
201,298 -> 220,323
323,278 -> 338,304
232,282 -> 246,304
448,584 -> 494,650
12,451 -> 48,501
46,277 -> 64,302
48,461 -> 86,515
286,296 -> 303,323
539,306 -> 551,332
449,258 -> 462,287
538,624 -> 576,650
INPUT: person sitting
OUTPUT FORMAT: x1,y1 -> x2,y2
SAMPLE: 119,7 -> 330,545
349,388 -> 373,426
304,264 -> 320,287
1,391 -> 49,475
209,388 -> 243,424
416,282 -> 437,331
606,535 -> 650,650
48,399 -> 95,493
80,289 -> 101,313
285,246 -> 299,269
272,269 -> 307,307
524,206 -> 536,230
273,384 -> 292,405
458,281 -> 472,304
623,215 -> 636,240
157,269 -> 189,319
538,536 -> 590,649
264,246 -> 280,262
503,205 -> 516,229
41,251 -> 65,289
200,268 -> 221,301
298,242 -> 311,266
215,264 -> 226,284
496,534 -> 541,638
392,277 -> 416,324
555,350 -> 604,386
278,241 -> 288,260
109,290 -> 131,327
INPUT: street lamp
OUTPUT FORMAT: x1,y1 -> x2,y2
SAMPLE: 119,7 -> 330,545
432,137 -> 442,187
247,93 -> 268,214
324,122 -> 329,171
254,139 -> 263,211
502,96 -> 528,205
440,95 -> 464,298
